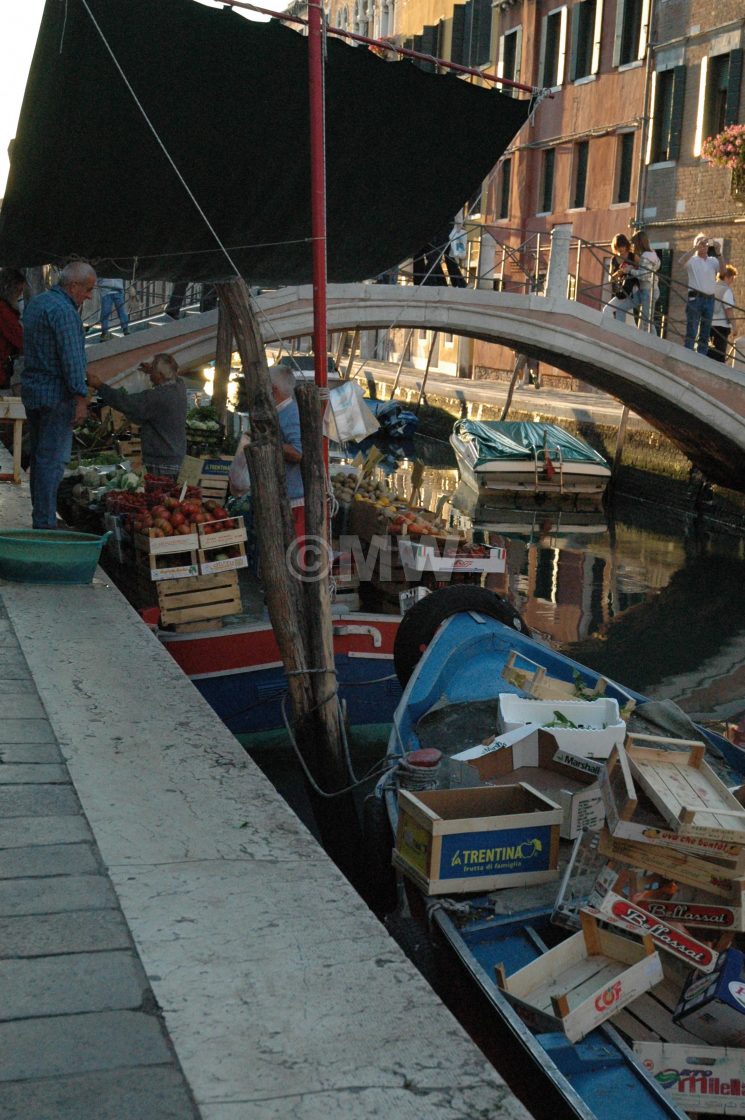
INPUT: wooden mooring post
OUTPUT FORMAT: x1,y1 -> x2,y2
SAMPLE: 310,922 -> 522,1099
216,278 -> 361,871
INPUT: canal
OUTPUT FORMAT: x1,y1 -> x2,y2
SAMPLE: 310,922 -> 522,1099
244,454 -> 745,1119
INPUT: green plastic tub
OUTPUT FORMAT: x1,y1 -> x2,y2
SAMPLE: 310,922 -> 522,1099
0,530 -> 111,584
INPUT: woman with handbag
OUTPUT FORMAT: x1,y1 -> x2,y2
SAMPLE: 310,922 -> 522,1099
602,234 -> 639,324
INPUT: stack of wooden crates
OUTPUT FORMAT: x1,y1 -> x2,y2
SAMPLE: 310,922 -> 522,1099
139,459 -> 247,632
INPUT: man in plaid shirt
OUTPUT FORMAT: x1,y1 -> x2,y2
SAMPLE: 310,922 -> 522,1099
22,262 -> 95,528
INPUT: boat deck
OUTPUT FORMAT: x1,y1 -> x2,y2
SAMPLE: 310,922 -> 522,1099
0,450 -> 529,1120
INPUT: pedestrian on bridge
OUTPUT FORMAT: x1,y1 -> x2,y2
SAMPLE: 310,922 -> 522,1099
630,231 -> 660,334
603,234 -> 638,323
709,264 -> 737,363
679,233 -> 721,353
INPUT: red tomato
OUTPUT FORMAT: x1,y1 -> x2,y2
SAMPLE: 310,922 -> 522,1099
170,512 -> 186,527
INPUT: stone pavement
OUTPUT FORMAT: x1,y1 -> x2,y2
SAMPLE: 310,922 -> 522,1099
0,457 -> 530,1120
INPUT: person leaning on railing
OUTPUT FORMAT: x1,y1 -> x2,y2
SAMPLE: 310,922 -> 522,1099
679,233 -> 722,354
710,264 -> 738,363
629,231 -> 661,335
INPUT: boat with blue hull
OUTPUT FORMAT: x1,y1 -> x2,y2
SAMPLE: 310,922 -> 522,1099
371,599 -> 745,1120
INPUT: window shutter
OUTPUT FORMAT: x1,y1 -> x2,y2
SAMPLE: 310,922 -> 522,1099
420,24 -> 437,71
637,0 -> 650,60
668,65 -> 687,162
569,4 -> 581,82
612,0 -> 624,67
473,0 -> 492,67
645,70 -> 657,164
514,26 -> 523,85
591,0 -> 603,74
538,15 -> 548,84
497,32 -> 505,78
462,0 -> 474,64
725,49 -> 744,127
693,56 -> 707,156
451,4 -> 466,64
556,7 -> 568,86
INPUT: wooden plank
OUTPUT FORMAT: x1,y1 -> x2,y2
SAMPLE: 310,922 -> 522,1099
626,740 -> 745,843
158,585 -> 240,613
615,994 -> 699,1044
156,572 -> 238,597
563,951 -> 664,1043
599,744 -> 638,832
598,831 -> 744,897
160,598 -> 239,625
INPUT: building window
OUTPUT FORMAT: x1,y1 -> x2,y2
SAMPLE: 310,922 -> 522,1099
540,9 -> 568,88
693,51 -> 744,155
498,27 -> 523,96
647,65 -> 685,163
499,158 -> 512,219
571,141 -> 589,208
613,0 -> 650,67
615,132 -> 634,201
570,0 -> 603,81
539,148 -> 555,213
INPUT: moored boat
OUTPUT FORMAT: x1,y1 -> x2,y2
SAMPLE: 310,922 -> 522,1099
369,595 -> 745,1120
450,419 -> 611,503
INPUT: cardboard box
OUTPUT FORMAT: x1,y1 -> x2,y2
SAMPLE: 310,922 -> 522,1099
674,948 -> 745,1047
452,728 -> 604,840
634,1042 -> 745,1115
392,783 -> 562,895
499,694 -> 625,759
398,537 -> 506,574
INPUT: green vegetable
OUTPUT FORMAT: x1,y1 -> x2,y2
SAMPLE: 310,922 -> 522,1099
544,711 -> 579,729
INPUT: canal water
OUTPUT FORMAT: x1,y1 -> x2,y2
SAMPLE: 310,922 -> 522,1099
244,453 -> 745,1119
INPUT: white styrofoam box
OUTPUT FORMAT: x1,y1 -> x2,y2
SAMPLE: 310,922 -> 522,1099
499,694 -> 625,760
398,538 -> 506,574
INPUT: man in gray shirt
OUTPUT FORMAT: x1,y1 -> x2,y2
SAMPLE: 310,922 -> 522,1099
88,353 -> 187,477
679,233 -> 722,353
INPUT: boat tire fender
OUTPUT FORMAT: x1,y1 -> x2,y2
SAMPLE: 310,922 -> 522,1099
393,584 -> 530,688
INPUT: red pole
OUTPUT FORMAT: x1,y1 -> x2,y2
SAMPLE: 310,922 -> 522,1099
307,0 -> 329,469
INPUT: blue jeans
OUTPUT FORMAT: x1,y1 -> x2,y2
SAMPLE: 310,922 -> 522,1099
684,293 -> 714,353
637,288 -> 658,334
100,288 -> 129,333
603,294 -> 633,323
26,399 -> 74,529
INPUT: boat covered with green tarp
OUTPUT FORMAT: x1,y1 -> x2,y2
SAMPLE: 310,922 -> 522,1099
450,420 -> 610,503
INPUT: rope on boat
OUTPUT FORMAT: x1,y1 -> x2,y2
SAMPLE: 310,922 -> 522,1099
280,694 -> 393,797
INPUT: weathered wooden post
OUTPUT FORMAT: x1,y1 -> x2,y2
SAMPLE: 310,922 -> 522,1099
211,300 -> 233,426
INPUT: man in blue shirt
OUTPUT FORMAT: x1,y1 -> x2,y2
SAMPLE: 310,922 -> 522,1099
22,262 -> 95,528
269,365 -> 304,538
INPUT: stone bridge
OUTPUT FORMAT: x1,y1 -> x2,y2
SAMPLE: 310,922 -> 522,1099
88,283 -> 745,492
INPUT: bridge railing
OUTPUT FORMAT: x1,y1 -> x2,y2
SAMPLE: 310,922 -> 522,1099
390,224 -> 745,369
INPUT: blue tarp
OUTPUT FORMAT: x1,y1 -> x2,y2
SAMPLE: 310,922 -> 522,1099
452,420 -> 609,469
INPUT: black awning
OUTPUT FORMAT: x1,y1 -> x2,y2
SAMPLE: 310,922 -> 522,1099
0,0 -> 529,285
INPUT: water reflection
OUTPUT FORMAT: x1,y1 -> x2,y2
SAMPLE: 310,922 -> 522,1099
374,448 -> 745,724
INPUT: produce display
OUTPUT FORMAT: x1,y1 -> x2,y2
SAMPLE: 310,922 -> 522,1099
186,404 -> 223,454
131,497 -> 239,538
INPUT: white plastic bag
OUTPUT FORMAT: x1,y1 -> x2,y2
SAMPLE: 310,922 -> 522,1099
324,382 -> 380,443
228,433 -> 252,496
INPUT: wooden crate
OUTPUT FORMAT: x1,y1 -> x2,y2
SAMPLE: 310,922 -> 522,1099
599,745 -> 745,869
496,911 -> 663,1044
625,735 -> 745,845
502,649 -> 608,701
598,828 -> 745,897
198,456 -> 232,502
157,571 -> 242,631
134,532 -> 199,581
586,866 -> 720,973
392,783 -> 562,895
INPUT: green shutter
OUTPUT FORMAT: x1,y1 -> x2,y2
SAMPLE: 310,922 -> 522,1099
451,5 -> 466,65
420,25 -> 437,71
725,49 -> 743,127
473,0 -> 492,67
569,4 -> 581,82
667,65 -> 686,161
